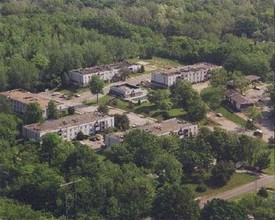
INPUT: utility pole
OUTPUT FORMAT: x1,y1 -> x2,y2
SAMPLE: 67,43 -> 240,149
60,179 -> 81,220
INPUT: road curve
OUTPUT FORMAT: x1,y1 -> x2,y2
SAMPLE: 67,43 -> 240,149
198,175 -> 275,208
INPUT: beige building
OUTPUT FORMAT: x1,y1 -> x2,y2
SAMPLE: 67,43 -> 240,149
151,63 -> 221,88
69,61 -> 141,87
109,83 -> 148,103
0,89 -> 67,118
104,118 -> 199,147
23,112 -> 115,142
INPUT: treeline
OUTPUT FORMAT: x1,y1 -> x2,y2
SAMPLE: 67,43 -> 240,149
0,109 -> 272,219
0,0 -> 274,92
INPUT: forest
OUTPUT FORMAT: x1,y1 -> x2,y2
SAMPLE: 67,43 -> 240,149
0,0 -> 274,92
0,0 -> 274,219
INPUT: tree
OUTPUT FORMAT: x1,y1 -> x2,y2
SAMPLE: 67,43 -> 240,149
68,106 -> 75,115
152,183 -> 200,220
231,71 -> 247,94
0,96 -> 12,114
257,187 -> 268,198
76,131 -> 86,140
201,198 -> 247,220
148,89 -> 171,110
23,102 -> 43,124
47,100 -> 59,120
61,72 -> 70,88
253,149 -> 270,171
210,68 -> 229,88
41,133 -> 63,165
90,75 -> 104,103
154,153 -> 183,184
118,68 -> 131,81
0,113 -> 19,142
210,161 -> 235,187
114,114 -> 130,131
98,104 -> 109,114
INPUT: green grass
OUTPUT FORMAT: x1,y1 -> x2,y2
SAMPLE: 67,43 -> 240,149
88,95 -> 113,106
189,173 -> 258,197
264,149 -> 275,175
128,56 -> 182,70
201,87 -> 247,127
216,106 -> 247,127
133,102 -> 186,120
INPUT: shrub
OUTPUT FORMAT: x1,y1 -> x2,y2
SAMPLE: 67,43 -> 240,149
196,183 -> 207,192
257,187 -> 268,198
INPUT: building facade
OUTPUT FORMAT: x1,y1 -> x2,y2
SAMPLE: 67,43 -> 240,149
109,83 -> 148,102
151,63 -> 221,88
104,118 -> 199,147
23,112 -> 115,142
0,89 -> 67,118
225,90 -> 254,111
69,61 -> 141,87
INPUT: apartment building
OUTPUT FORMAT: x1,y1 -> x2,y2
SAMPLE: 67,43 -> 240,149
69,61 -> 141,87
151,63 -> 221,88
109,83 -> 148,102
23,112 -> 115,142
0,89 -> 67,118
104,118 -> 199,147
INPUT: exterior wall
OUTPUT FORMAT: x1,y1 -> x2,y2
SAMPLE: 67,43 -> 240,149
109,86 -> 147,99
23,116 -> 115,143
151,68 -> 212,88
69,65 -> 141,87
104,134 -> 123,147
177,124 -> 199,138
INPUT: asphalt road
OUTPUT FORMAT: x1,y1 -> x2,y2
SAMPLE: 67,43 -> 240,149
198,175 -> 275,208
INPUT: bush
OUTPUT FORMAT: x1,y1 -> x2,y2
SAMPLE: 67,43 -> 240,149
196,183 -> 207,192
257,187 -> 268,198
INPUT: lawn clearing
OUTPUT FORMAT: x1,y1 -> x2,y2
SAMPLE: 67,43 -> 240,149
189,173 -> 258,197
215,106 -> 247,127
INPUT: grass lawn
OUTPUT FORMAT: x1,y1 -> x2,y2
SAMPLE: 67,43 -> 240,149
216,106 -> 247,127
264,149 -> 275,175
128,56 -> 182,70
189,173 -> 258,197
133,102 -> 186,120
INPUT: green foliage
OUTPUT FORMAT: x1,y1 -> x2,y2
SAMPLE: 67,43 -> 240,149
67,106 -> 75,115
23,102 -> 43,124
196,183 -> 207,193
170,80 -> 206,121
97,104 -> 109,114
90,75 -> 104,103
210,161 -> 235,187
0,113 -> 19,142
148,89 -> 171,110
238,194 -> 275,220
114,114 -> 130,131
152,183 -> 200,220
47,100 -> 59,119
201,198 -> 247,220
257,187 -> 268,198
0,197 -> 54,219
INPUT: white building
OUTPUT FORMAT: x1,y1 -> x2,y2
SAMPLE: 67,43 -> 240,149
104,118 -> 199,147
151,63 -> 221,88
69,61 -> 141,87
23,112 -> 115,142
109,83 -> 148,103
0,89 -> 67,118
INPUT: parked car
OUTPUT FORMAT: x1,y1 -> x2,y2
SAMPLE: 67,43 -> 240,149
75,94 -> 81,97
216,113 -> 223,117
253,86 -> 261,90
253,129 -> 263,137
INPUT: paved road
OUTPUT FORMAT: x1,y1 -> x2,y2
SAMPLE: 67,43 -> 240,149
198,175 -> 275,208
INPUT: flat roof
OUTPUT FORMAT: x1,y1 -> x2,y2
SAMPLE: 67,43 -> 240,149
0,89 -> 61,109
110,83 -> 140,92
138,118 -> 196,136
159,63 -> 221,76
24,112 -> 113,132
70,61 -> 138,75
